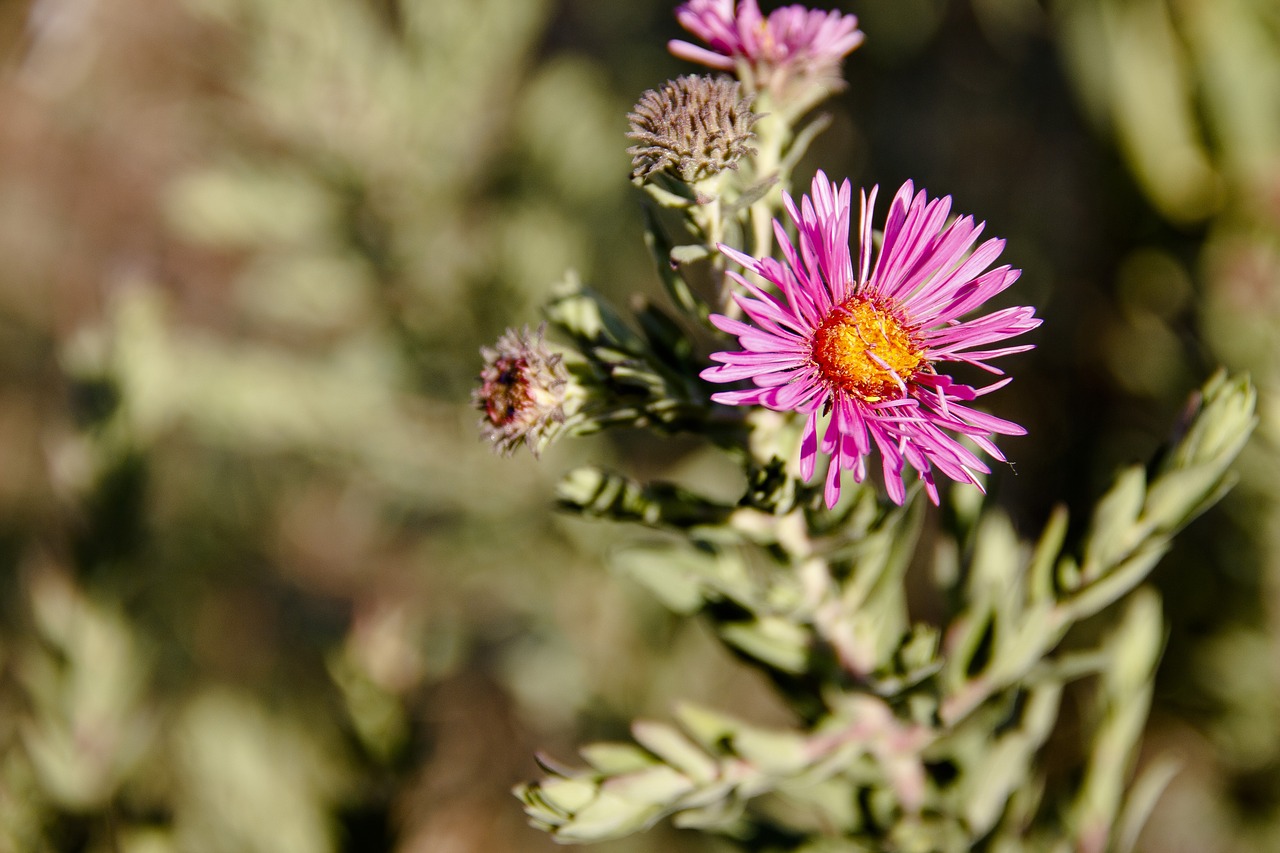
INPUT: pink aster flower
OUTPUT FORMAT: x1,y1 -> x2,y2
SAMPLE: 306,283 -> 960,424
701,172 -> 1041,507
668,0 -> 864,99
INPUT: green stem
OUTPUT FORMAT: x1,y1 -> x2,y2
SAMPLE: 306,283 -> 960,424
747,102 -> 788,263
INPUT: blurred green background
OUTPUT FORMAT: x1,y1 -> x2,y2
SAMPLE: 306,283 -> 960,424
0,0 -> 1277,850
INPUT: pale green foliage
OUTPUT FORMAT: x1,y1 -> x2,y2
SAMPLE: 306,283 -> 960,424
0,0 -> 649,850
18,570 -> 154,812
1054,0 -> 1279,224
520,369 -> 1256,849
512,3 -> 1261,846
0,0 -> 1271,850
1053,2 -> 1280,846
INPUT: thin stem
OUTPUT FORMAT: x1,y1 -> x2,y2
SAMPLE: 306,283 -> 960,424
747,103 -> 787,263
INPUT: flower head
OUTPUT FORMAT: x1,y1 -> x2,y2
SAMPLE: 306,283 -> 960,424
474,325 -> 569,458
627,75 -> 757,184
701,172 -> 1041,507
669,0 -> 864,101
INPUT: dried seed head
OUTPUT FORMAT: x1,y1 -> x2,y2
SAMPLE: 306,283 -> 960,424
626,75 -> 757,184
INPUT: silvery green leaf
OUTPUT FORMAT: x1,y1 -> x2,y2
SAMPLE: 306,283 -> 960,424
838,597 -> 908,678
611,537 -> 760,614
534,776 -> 597,815
1063,542 -> 1168,623
638,174 -> 698,208
870,624 -> 942,695
778,113 -> 833,175
672,795 -> 749,833
988,601 -> 1062,685
609,366 -> 664,394
963,684 -> 1063,835
1082,465 -> 1147,579
678,778 -> 744,810
1142,463 -> 1233,532
551,791 -> 665,842
545,278 -> 641,351
940,606 -> 993,693
731,726 -> 812,776
516,784 -> 569,828
754,776 -> 860,835
557,467 -> 734,530
722,174 -> 779,213
1113,756 -> 1180,853
611,545 -> 705,614
1102,588 -> 1164,697
1068,590 -> 1165,848
603,764 -> 695,805
669,244 -> 712,264
720,617 -> 810,674
864,786 -> 899,833
534,750 -> 581,777
674,702 -> 741,752
1002,770 -> 1049,843
1028,505 -> 1069,602
641,205 -> 711,321
634,301 -> 696,369
839,498 -> 922,612
1057,554 -> 1082,593
900,624 -> 940,671
1026,649 -> 1110,686
632,720 -> 719,784
887,815 -> 972,853
967,510 -> 1023,600
579,742 -> 659,776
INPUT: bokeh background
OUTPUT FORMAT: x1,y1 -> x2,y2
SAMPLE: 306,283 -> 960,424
0,0 -> 1277,850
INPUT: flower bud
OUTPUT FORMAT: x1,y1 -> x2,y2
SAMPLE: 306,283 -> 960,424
626,75 -> 757,184
473,325 -> 569,458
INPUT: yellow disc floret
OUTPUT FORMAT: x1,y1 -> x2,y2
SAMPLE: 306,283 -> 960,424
811,296 -> 925,401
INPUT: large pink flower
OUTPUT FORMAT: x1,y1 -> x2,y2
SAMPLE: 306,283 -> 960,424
668,0 -> 864,93
702,172 -> 1041,507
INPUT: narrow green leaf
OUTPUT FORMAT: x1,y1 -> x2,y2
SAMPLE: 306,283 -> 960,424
1114,756 -> 1181,853
552,791 -> 664,842
1028,504 -> 1069,602
580,742 -> 659,776
633,720 -> 719,784
1082,465 -> 1146,580
720,618 -> 810,674
674,702 -> 741,752
536,776 -> 598,814
669,244 -> 711,264
642,206 -> 711,321
612,547 -> 706,613
602,765 -> 695,806
731,726 -> 812,776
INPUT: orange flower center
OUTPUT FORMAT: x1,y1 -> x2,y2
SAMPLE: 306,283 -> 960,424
811,297 -> 924,402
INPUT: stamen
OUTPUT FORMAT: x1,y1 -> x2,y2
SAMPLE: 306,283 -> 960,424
810,296 -> 924,402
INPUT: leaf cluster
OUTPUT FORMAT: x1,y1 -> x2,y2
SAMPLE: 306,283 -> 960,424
519,373 -> 1256,851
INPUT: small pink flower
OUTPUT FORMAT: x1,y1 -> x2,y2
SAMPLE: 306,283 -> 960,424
669,0 -> 864,97
701,172 -> 1040,507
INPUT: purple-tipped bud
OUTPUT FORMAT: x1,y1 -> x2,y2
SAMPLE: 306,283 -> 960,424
473,325 -> 569,458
